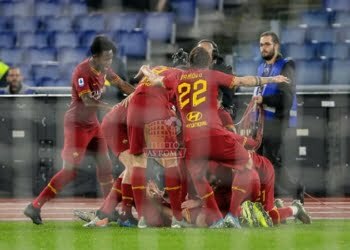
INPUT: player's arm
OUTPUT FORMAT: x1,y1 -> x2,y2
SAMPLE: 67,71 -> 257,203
80,92 -> 112,110
214,70 -> 290,89
74,74 -> 112,110
107,70 -> 135,95
233,75 -> 290,87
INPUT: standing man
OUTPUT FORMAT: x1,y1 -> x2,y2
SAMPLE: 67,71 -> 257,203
254,31 -> 304,203
0,67 -> 34,94
24,35 -> 135,225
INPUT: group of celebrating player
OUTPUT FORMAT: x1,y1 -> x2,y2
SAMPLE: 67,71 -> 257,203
24,35 -> 311,229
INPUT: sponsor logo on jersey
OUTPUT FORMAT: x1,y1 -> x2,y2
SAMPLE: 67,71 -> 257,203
186,111 -> 203,122
78,78 -> 84,87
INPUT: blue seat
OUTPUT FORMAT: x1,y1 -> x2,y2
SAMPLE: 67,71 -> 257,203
53,31 -> 80,48
25,48 -> 56,64
324,0 -> 350,12
234,59 -> 259,76
105,13 -> 142,32
35,2 -> 62,16
295,59 -> 325,85
232,43 -> 260,59
141,12 -> 175,42
0,32 -> 16,49
66,2 -> 88,16
328,59 -> 350,85
17,64 -> 32,82
1,2 -> 33,17
299,11 -> 330,28
55,79 -> 71,87
318,42 -> 349,59
18,32 -> 50,48
281,27 -> 307,44
13,17 -> 40,32
60,63 -> 76,80
308,28 -> 338,43
32,64 -> 60,83
0,48 -> 24,65
57,47 -> 88,64
0,17 -> 12,32
74,14 -> 105,32
340,28 -> 350,42
42,16 -> 73,32
79,31 -> 99,48
170,0 -> 197,24
282,43 -> 317,60
333,11 -> 350,27
114,30 -> 149,59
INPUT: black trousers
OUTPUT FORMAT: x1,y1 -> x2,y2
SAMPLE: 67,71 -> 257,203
257,119 -> 302,198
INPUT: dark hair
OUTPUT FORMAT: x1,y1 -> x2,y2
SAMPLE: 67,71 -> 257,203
90,35 -> 117,56
189,47 -> 211,68
197,39 -> 219,59
172,48 -> 188,67
260,31 -> 280,44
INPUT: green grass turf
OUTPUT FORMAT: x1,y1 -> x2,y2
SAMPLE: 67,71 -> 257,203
0,220 -> 349,250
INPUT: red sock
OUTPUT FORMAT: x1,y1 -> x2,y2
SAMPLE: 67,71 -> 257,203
116,177 -> 123,203
100,178 -> 121,215
187,161 -> 222,224
32,168 -> 77,208
164,166 -> 183,220
201,185 -> 223,225
122,183 -> 134,215
131,167 -> 146,218
230,169 -> 260,216
96,162 -> 113,198
268,207 -> 293,225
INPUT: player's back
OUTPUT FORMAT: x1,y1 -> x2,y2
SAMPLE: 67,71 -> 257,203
170,68 -> 231,141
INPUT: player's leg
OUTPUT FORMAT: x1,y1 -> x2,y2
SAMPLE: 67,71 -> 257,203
24,125 -> 92,224
146,118 -> 185,225
91,127 -> 114,198
118,151 -> 138,226
185,158 -> 224,228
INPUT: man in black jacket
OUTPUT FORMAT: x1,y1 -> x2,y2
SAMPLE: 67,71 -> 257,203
254,31 -> 305,203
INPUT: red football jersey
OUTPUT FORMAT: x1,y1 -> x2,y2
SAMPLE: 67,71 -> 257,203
65,59 -> 122,126
134,65 -> 181,108
218,107 -> 234,128
163,69 -> 235,142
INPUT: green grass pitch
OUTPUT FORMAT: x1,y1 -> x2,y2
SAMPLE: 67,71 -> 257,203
0,220 -> 349,250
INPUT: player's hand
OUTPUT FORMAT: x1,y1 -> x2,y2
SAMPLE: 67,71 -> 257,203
146,180 -> 164,199
271,75 -> 290,84
134,65 -> 150,79
181,199 -> 202,209
253,95 -> 263,104
244,154 -> 253,170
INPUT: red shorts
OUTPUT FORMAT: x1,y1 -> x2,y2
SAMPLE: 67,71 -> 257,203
251,152 -> 275,211
127,93 -> 175,155
61,121 -> 108,165
101,105 -> 129,157
185,131 -> 250,172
